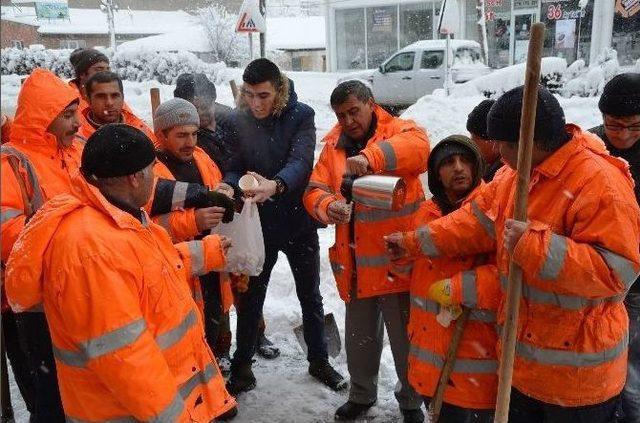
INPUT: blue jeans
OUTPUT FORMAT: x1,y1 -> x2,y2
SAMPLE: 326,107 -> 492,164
233,230 -> 328,364
623,292 -> 640,423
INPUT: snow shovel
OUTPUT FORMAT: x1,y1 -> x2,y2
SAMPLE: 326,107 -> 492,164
293,313 -> 341,358
428,307 -> 471,423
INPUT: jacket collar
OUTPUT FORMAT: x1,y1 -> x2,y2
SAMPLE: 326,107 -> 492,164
534,124 -> 588,178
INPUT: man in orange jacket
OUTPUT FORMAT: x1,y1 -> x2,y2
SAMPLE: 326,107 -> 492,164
77,71 -> 155,142
152,98 -> 236,365
406,135 -> 499,422
303,80 -> 429,422
386,86 -> 640,422
1,68 -> 83,422
5,124 -> 237,422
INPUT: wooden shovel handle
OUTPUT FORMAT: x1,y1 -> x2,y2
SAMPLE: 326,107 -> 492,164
150,88 -> 160,121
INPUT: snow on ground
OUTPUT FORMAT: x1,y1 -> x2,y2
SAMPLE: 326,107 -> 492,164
0,71 -> 604,422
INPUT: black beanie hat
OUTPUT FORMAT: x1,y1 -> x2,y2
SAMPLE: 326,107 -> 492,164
243,58 -> 282,86
598,73 -> 640,117
467,99 -> 495,139
174,73 -> 217,102
81,124 -> 156,179
69,48 -> 109,78
487,86 -> 568,150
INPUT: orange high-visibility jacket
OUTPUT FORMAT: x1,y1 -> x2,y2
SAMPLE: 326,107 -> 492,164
303,105 -> 430,301
408,198 -> 501,410
1,68 -> 82,264
153,147 -> 233,313
403,125 -> 640,407
5,174 -> 236,422
77,106 -> 156,144
1,114 -> 12,144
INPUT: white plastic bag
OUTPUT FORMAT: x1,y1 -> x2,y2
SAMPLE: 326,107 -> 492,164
212,199 -> 265,276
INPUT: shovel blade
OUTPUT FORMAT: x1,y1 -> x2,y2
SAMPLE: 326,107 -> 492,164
293,313 -> 341,358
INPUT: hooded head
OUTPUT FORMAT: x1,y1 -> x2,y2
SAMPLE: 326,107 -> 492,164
428,135 -> 484,214
10,68 -> 80,148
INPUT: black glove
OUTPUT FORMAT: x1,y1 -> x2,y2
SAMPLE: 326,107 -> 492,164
207,191 -> 235,223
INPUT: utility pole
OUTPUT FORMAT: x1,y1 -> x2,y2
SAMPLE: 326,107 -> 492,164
100,0 -> 118,50
259,0 -> 266,57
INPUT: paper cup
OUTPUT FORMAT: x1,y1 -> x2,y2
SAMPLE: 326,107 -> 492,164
239,174 -> 259,191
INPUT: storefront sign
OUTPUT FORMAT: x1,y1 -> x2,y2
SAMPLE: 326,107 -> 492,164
372,8 -> 393,33
35,1 -> 69,20
514,0 -> 538,9
545,2 -> 586,20
616,0 -> 640,17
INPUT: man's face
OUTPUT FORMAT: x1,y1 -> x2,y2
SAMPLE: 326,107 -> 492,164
47,102 -> 80,147
242,81 -> 277,120
131,164 -> 155,208
471,133 -> 500,163
80,61 -> 110,85
88,81 -> 123,124
192,97 -> 215,128
438,153 -> 475,200
333,94 -> 374,141
604,114 -> 640,150
162,124 -> 199,162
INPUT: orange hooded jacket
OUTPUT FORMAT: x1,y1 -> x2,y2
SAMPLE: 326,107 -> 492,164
402,125 -> 640,407
408,198 -> 500,410
303,105 -> 430,301
5,173 -> 236,421
1,68 -> 82,264
153,147 -> 234,313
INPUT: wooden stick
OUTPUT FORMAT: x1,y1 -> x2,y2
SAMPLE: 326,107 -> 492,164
494,22 -> 545,423
429,307 -> 471,423
229,80 -> 239,106
150,87 -> 161,120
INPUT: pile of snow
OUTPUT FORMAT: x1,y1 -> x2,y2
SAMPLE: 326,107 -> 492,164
0,46 -> 228,85
560,48 -> 632,98
450,57 -> 567,98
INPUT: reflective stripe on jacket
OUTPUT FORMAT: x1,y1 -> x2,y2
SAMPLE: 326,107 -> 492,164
303,105 -> 430,301
404,125 -> 640,406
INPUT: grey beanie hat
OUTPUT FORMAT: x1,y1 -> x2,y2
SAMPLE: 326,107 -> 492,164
153,98 -> 200,132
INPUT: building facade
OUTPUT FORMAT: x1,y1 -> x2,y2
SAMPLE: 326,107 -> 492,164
326,0 -> 640,71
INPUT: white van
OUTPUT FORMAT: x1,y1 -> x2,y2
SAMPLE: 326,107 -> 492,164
339,39 -> 491,108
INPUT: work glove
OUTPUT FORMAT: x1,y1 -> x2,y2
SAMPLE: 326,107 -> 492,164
207,191 -> 235,223
427,278 -> 453,306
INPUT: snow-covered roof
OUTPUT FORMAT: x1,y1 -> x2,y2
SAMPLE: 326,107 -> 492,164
0,6 -> 196,35
119,16 -> 326,54
266,16 -> 325,50
402,39 -> 481,52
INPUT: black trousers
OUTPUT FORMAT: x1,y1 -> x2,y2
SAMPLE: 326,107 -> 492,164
14,312 -> 64,423
2,310 -> 35,413
509,388 -> 620,423
423,396 -> 494,423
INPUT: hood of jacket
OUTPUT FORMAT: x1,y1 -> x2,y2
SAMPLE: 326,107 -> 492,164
10,68 -> 80,151
428,134 -> 484,215
5,173 -> 148,312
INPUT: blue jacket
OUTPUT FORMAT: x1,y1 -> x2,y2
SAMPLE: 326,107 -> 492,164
224,79 -> 321,245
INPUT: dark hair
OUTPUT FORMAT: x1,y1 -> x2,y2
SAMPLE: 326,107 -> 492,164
243,58 -> 282,87
85,71 -> 123,98
330,80 -> 373,108
174,73 -> 217,102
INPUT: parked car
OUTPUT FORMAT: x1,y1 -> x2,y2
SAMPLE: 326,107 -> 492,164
338,39 -> 491,108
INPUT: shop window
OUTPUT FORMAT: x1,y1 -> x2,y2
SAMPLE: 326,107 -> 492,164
421,50 -> 444,69
11,40 -> 23,49
400,2 -> 434,48
336,8 -> 366,70
613,4 -> 640,66
292,56 -> 303,71
367,6 -> 398,68
384,52 -> 415,72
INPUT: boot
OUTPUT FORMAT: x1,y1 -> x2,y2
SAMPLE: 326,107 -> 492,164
401,408 -> 424,423
225,362 -> 256,396
217,353 -> 232,379
334,400 -> 375,420
256,333 -> 280,359
215,406 -> 238,421
308,359 -> 347,391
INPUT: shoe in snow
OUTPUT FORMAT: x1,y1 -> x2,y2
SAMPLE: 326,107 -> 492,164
215,406 -> 238,421
217,354 -> 232,378
309,359 -> 347,391
257,333 -> 280,359
401,408 -> 424,423
226,362 -> 256,396
334,400 -> 375,420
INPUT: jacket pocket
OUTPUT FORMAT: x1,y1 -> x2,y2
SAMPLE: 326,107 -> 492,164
142,261 -> 185,314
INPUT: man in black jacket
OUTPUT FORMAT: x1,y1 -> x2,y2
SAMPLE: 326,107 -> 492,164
591,72 -> 640,423
224,59 -> 345,395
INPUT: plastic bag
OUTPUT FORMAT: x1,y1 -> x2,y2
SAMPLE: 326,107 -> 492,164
212,199 -> 265,276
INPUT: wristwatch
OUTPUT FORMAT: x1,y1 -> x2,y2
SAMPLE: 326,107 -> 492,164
274,177 -> 287,195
